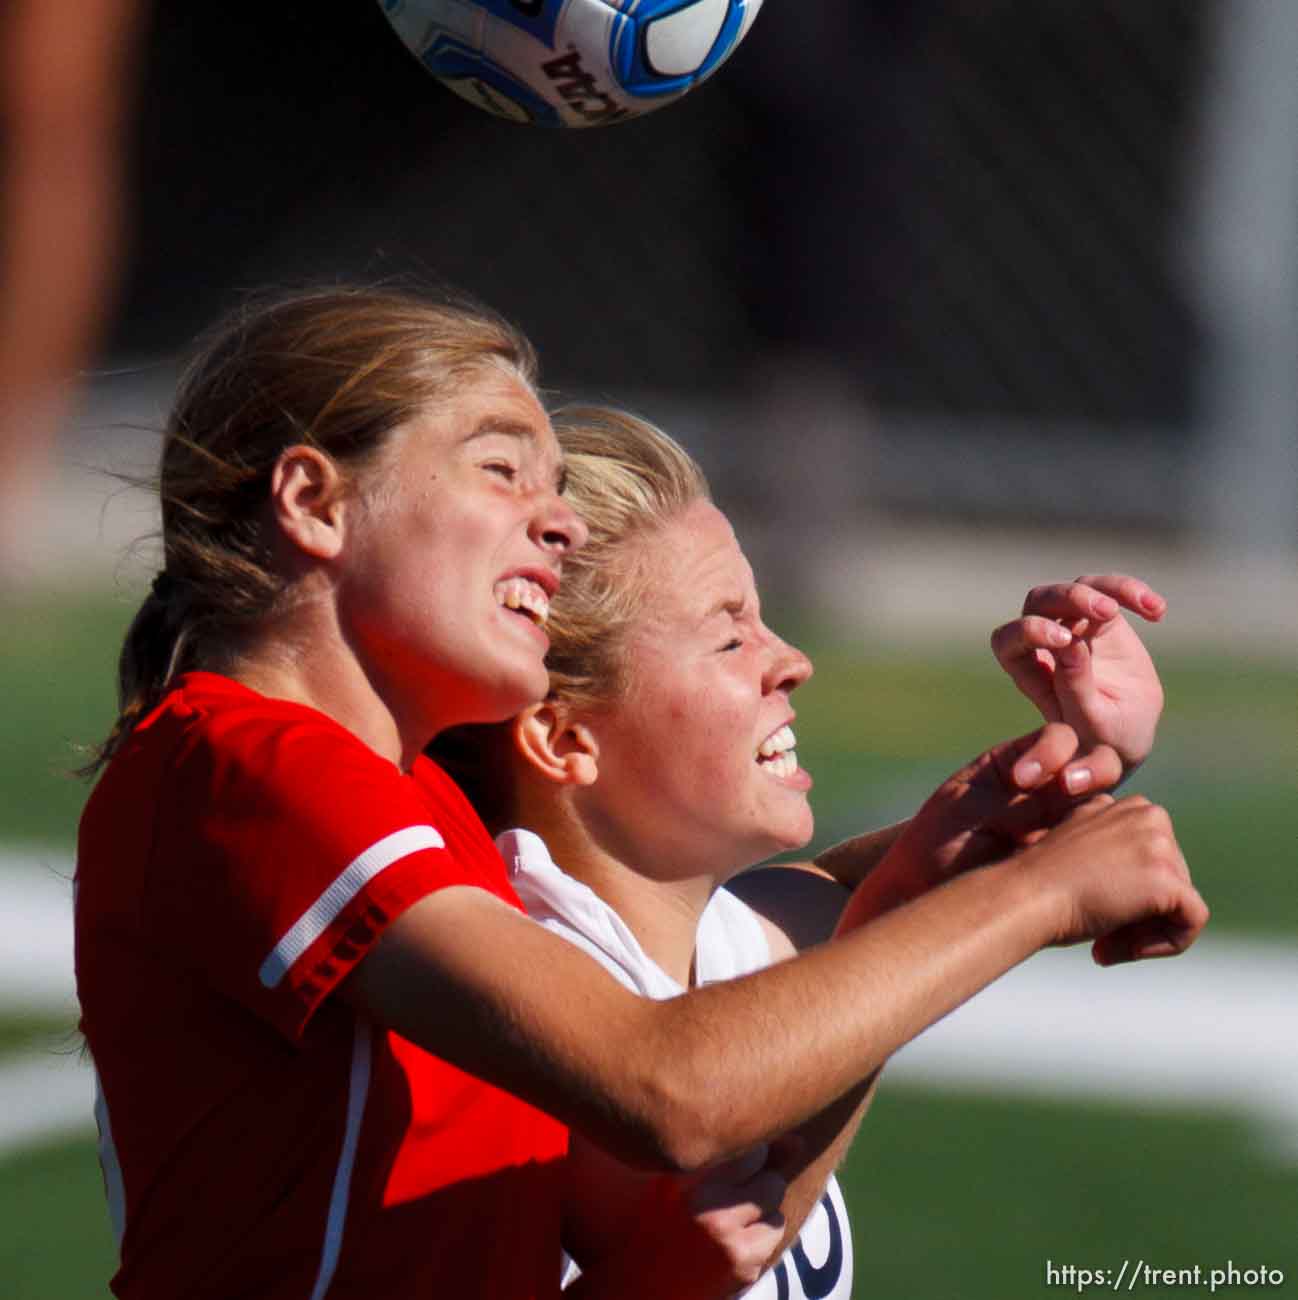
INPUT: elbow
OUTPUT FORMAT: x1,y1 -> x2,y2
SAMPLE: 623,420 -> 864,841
621,1060 -> 754,1175
585,993 -> 785,1173
640,1116 -> 726,1177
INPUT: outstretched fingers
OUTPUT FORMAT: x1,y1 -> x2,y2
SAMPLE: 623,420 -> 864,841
989,617 -> 1069,723
996,574 -> 1168,774
992,575 -> 1138,724
1073,573 -> 1167,623
1021,575 -> 1165,626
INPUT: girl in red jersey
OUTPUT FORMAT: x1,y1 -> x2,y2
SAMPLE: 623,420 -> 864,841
76,286 -> 1207,1300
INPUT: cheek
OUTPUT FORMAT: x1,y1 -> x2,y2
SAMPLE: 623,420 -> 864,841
619,657 -> 758,784
681,698 -> 758,792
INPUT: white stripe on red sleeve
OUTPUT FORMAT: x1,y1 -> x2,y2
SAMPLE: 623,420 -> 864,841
258,824 -> 444,989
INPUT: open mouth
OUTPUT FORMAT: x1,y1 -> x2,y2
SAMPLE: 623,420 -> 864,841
756,723 -> 798,779
494,576 -> 550,627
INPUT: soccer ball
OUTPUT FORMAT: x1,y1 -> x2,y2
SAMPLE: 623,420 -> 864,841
379,0 -> 763,128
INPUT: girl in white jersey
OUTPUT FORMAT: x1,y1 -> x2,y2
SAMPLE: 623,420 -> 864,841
431,406 -> 1189,1296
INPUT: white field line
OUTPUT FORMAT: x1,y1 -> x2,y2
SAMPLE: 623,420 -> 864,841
3,852 -> 1297,1160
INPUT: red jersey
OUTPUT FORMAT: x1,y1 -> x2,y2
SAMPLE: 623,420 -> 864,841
75,672 -> 568,1299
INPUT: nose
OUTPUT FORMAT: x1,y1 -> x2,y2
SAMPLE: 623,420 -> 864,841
762,630 -> 813,696
531,490 -> 589,555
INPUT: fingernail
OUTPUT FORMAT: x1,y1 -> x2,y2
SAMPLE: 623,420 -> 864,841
1140,592 -> 1162,613
1048,623 -> 1071,646
1093,595 -> 1119,619
1064,767 -> 1092,794
1015,760 -> 1042,787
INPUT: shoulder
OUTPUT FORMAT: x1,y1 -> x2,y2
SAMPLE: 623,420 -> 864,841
698,888 -> 795,980
724,865 -> 850,954
113,672 -> 466,896
173,673 -> 393,772
149,672 -> 418,822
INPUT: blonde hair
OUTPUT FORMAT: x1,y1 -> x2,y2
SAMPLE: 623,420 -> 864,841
544,405 -> 711,710
430,406 -> 709,829
88,284 -> 538,774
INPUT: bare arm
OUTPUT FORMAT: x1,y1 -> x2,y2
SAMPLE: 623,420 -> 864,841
813,822 -> 908,888
341,787 -> 1205,1173
737,823 -> 907,918
343,875 -> 1035,1171
557,913 -> 871,1291
746,912 -> 875,1271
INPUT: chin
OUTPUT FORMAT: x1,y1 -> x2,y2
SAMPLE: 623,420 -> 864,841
443,667 -> 549,730
487,679 -> 549,723
487,647 -> 552,710
779,792 -> 816,847
756,811 -> 816,861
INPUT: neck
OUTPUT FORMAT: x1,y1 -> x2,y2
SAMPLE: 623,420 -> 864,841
519,802 -> 721,988
229,599 -> 409,768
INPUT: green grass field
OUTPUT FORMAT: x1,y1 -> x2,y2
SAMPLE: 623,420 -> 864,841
3,594 -> 1294,1297
5,1089 -> 1295,1299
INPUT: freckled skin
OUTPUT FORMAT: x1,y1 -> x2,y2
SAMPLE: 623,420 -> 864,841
573,501 -> 814,883
336,370 -> 584,741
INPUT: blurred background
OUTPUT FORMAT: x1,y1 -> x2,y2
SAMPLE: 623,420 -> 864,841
1,0 -> 1295,1295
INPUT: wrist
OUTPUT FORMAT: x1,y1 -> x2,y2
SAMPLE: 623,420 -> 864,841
988,843 -> 1076,951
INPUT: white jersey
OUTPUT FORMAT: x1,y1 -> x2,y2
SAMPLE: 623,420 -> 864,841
501,828 -> 854,1300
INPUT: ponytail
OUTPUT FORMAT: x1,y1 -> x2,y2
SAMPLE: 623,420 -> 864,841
89,575 -> 196,772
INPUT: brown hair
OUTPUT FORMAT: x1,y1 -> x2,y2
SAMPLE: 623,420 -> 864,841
88,284 -> 538,774
431,405 -> 709,829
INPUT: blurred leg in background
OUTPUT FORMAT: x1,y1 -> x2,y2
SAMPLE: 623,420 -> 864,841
0,0 -> 144,584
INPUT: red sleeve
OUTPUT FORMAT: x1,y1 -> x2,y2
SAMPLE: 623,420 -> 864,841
142,701 -> 478,1041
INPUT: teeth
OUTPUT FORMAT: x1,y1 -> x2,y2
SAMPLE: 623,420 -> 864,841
757,724 -> 796,759
760,750 -> 798,779
756,725 -> 798,778
494,577 -> 549,626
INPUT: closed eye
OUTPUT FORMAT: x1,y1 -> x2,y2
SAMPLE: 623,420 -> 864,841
720,638 -> 743,652
483,461 -> 518,482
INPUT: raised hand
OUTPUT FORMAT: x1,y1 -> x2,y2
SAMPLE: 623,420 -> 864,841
991,574 -> 1167,773
857,723 -> 1121,915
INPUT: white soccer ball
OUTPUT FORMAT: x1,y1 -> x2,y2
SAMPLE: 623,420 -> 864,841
379,0 -> 764,128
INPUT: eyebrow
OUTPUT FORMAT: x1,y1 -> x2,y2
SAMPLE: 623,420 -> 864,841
705,596 -> 747,619
465,420 -> 567,493
464,418 -> 538,445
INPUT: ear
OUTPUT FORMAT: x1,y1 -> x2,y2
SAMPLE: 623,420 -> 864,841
512,702 -> 600,788
270,445 -> 347,560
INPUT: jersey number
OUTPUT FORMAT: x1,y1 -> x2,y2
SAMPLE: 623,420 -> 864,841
772,1191 -> 845,1300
